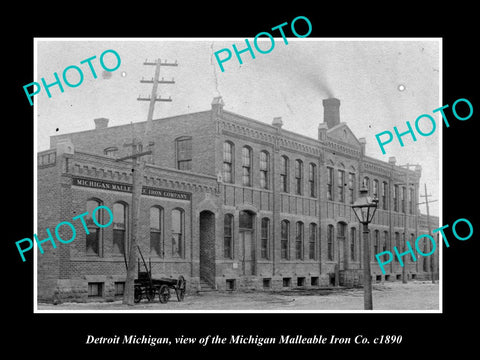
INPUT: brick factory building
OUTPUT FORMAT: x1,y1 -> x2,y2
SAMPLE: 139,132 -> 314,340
37,97 -> 437,302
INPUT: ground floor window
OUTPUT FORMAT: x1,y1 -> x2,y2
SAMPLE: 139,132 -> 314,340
88,282 -> 103,297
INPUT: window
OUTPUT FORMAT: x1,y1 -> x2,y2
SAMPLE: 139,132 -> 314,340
104,147 -> 118,158
224,214 -> 233,259
327,224 -> 334,260
242,146 -> 252,186
260,151 -> 269,189
114,282 -> 125,296
395,232 -> 400,262
348,173 -> 355,204
337,170 -> 345,202
239,211 -> 254,229
85,199 -> 102,255
280,156 -> 289,193
350,227 -> 356,261
394,185 -> 399,212
409,188 -> 415,214
362,176 -> 370,191
383,231 -> 389,252
88,282 -> 103,297
223,142 -> 234,183
172,209 -> 184,258
309,223 -> 317,260
382,182 -> 388,210
402,187 -> 407,213
150,207 -> 163,257
176,137 -> 192,171
309,163 -> 316,197
261,218 -> 269,259
327,167 -> 334,200
295,160 -> 303,195
295,222 -> 304,260
373,179 -> 379,198
373,230 -> 380,257
112,202 -> 127,255
337,223 -> 346,247
281,220 -> 290,260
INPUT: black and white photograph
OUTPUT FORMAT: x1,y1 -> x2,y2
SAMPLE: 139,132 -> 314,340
33,38 -> 441,312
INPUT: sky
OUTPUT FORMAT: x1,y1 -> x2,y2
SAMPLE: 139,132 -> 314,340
35,38 -> 440,216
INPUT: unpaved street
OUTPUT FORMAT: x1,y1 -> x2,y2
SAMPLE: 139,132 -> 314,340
37,281 -> 439,311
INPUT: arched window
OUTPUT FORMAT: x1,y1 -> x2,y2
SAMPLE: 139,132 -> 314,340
104,147 -> 118,158
112,202 -> 127,255
327,167 -> 334,200
309,163 -> 316,198
337,169 -> 345,202
224,214 -> 233,259
281,220 -> 290,260
280,155 -> 289,193
348,172 -> 355,204
176,136 -> 192,171
295,160 -> 303,195
150,206 -> 163,257
86,199 -> 102,256
172,209 -> 184,258
259,151 -> 270,190
383,231 -> 389,252
373,179 -> 379,198
223,141 -> 234,183
327,224 -> 334,260
395,232 -> 401,262
295,221 -> 304,260
394,185 -> 399,212
382,182 -> 388,210
309,223 -> 317,260
261,218 -> 270,259
362,176 -> 370,191
242,146 -> 252,186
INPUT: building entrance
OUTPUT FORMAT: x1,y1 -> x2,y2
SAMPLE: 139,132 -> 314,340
239,211 -> 255,276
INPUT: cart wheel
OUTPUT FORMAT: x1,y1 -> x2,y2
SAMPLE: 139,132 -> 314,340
158,285 -> 170,304
134,286 -> 143,303
176,276 -> 186,302
146,288 -> 156,302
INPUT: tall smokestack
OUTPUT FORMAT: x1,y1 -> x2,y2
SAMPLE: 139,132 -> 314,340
322,98 -> 340,129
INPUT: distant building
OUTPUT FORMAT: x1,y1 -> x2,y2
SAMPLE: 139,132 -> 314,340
37,96 -> 436,302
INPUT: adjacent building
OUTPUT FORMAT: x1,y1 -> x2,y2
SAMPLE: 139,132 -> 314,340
37,96 -> 437,302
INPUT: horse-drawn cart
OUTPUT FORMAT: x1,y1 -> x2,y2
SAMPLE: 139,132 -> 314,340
133,248 -> 186,304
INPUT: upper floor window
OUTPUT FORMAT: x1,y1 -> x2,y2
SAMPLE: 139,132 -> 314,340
295,160 -> 303,195
327,224 -> 334,260
337,170 -> 345,202
362,176 -> 370,192
348,173 -> 355,204
382,182 -> 388,210
104,147 -> 118,158
327,167 -> 334,201
223,141 -> 234,183
242,146 -> 252,187
280,156 -> 289,193
309,223 -> 317,260
309,163 -> 316,198
409,188 -> 415,214
394,185 -> 399,212
373,179 -> 379,198
259,151 -> 270,190
176,137 -> 192,171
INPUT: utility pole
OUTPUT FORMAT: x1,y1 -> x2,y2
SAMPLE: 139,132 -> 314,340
118,58 -> 177,305
419,183 -> 436,284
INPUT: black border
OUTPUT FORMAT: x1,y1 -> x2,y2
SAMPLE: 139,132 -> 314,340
7,5 -> 479,355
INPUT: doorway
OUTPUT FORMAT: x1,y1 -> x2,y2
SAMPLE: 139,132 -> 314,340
199,211 -> 215,286
239,210 -> 255,276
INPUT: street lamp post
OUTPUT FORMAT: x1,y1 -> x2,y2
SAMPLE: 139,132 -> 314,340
352,186 -> 379,310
